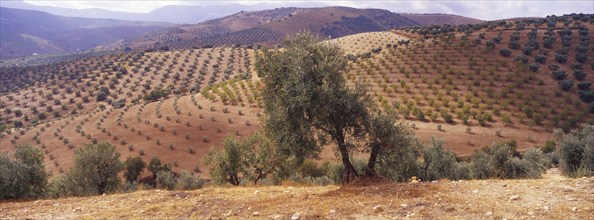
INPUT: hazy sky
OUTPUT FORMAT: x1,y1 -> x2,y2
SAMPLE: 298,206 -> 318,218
21,0 -> 594,20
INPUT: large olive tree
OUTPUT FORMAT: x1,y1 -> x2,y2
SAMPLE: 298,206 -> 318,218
256,33 -> 407,183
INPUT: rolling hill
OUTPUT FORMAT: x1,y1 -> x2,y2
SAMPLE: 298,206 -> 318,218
0,7 -> 170,59
1,13 -> 591,179
116,7 -> 482,51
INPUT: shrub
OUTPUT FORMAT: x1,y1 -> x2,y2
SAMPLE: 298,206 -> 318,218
124,157 -> 146,183
298,159 -> 326,178
148,156 -> 171,179
542,141 -> 556,153
176,171 -> 205,190
555,124 -> 594,177
420,139 -> 457,181
522,147 -> 552,174
204,133 -> 277,185
559,80 -> 574,91
469,150 -> 493,179
535,54 -> 547,64
51,142 -> 122,197
572,69 -> 586,81
555,53 -> 568,63
551,70 -> 568,80
499,48 -> 512,57
528,63 -> 539,72
577,81 -> 591,91
0,145 -> 49,199
156,170 -> 175,190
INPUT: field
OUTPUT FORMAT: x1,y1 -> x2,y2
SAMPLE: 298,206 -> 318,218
1,168 -> 592,219
1,16 -> 593,177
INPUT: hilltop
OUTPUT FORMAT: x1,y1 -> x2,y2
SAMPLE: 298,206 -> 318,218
0,169 -> 592,219
116,7 -> 481,51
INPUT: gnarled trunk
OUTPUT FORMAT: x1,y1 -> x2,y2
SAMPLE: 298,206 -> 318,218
364,142 -> 380,176
335,130 -> 358,183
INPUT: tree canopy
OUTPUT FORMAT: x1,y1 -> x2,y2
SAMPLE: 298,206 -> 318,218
256,33 -> 411,183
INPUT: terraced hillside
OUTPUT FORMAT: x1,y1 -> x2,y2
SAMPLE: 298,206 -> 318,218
1,15 -> 592,177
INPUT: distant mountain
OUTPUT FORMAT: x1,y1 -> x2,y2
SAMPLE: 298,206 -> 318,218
399,13 -> 483,26
0,0 -> 328,24
118,6 -> 482,50
0,7 -> 170,59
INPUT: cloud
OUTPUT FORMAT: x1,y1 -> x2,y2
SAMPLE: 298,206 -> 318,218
22,0 -> 594,19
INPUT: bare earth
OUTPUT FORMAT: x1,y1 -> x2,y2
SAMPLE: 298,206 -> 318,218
1,168 -> 592,219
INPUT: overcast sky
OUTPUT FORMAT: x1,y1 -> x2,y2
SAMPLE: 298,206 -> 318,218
21,0 -> 594,20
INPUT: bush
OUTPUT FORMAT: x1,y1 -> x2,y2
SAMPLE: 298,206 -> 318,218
148,156 -> 171,179
469,150 -> 494,179
573,70 -> 586,81
124,157 -> 146,183
535,54 -> 547,64
528,63 -> 539,72
420,139 -> 458,181
0,145 -> 49,199
499,48 -> 512,57
555,124 -> 594,177
551,70 -> 568,80
176,171 -> 205,190
204,133 -> 277,185
577,82 -> 591,91
51,142 -> 122,197
559,80 -> 574,91
156,170 -> 175,190
522,147 -> 552,175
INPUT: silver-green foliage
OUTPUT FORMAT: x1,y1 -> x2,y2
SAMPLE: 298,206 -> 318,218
555,124 -> 594,177
50,142 -> 122,197
176,171 -> 205,190
204,133 -> 276,185
0,145 -> 48,199
156,170 -> 175,190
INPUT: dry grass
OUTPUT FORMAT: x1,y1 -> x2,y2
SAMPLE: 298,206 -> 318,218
1,169 -> 592,219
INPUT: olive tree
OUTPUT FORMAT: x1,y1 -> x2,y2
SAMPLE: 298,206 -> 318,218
124,156 -> 146,183
204,133 -> 277,185
52,142 -> 123,196
0,145 -> 48,199
257,33 -> 373,183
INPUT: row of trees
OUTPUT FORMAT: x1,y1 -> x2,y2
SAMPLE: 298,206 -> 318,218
1,142 -> 203,200
206,33 -> 594,185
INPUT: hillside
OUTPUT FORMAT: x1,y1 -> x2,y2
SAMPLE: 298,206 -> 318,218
1,169 -> 592,219
118,7 -> 482,51
0,7 -> 170,59
400,13 -> 483,26
1,15 -> 592,177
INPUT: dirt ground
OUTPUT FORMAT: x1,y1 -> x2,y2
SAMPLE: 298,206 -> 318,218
1,168 -> 592,219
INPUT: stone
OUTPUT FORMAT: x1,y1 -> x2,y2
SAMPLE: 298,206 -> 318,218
543,206 -> 550,211
273,214 -> 282,219
328,209 -> 336,214
509,195 -> 520,201
291,212 -> 301,220
252,212 -> 260,216
400,204 -> 408,208
485,211 -> 493,216
472,189 -> 479,193
571,207 -> 577,212
373,205 -> 384,212
253,190 -> 260,195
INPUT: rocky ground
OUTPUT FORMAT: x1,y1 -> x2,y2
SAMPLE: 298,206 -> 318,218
1,168 -> 592,219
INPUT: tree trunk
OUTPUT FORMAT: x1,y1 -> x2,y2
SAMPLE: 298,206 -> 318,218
254,170 -> 264,185
364,142 -> 380,176
229,174 -> 240,186
335,130 -> 358,183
